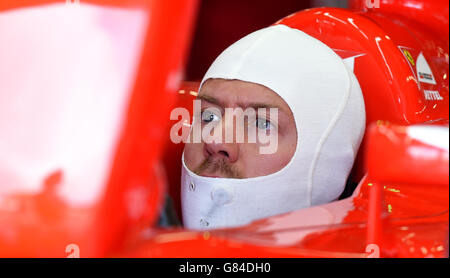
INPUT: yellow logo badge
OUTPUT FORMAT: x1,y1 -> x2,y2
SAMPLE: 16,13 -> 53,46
402,49 -> 415,66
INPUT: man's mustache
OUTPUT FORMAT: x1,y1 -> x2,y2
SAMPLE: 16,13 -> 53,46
193,157 -> 243,179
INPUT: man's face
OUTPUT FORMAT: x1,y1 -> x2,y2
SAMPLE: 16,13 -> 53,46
184,78 -> 297,178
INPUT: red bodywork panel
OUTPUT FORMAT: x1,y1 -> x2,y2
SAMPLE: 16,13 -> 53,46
0,0 -> 448,257
0,0 -> 198,257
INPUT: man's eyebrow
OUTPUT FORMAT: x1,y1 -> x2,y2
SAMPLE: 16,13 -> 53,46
197,94 -> 289,116
241,102 -> 289,118
197,95 -> 223,107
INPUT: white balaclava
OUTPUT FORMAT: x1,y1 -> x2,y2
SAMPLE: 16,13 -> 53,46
181,24 -> 366,230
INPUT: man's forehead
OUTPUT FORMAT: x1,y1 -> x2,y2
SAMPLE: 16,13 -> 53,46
199,79 -> 290,112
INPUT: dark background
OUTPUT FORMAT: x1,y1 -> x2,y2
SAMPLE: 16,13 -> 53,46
185,0 -> 348,81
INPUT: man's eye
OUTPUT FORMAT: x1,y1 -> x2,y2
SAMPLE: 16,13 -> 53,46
201,110 -> 221,123
256,118 -> 273,130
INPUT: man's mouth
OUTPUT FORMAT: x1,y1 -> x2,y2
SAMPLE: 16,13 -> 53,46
193,158 -> 243,179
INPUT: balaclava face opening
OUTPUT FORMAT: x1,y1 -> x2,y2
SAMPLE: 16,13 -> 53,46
181,24 -> 366,230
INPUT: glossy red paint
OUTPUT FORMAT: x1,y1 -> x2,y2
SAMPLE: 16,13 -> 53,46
348,0 -> 449,38
276,4 -> 449,182
366,124 -> 449,185
365,123 -> 448,257
162,81 -> 199,222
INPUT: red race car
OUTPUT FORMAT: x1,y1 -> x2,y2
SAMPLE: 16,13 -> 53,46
0,0 -> 447,258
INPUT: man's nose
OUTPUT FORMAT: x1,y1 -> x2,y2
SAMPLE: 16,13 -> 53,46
204,141 -> 239,163
203,119 -> 239,163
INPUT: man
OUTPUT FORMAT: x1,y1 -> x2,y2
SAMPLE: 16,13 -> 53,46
180,24 -> 366,230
